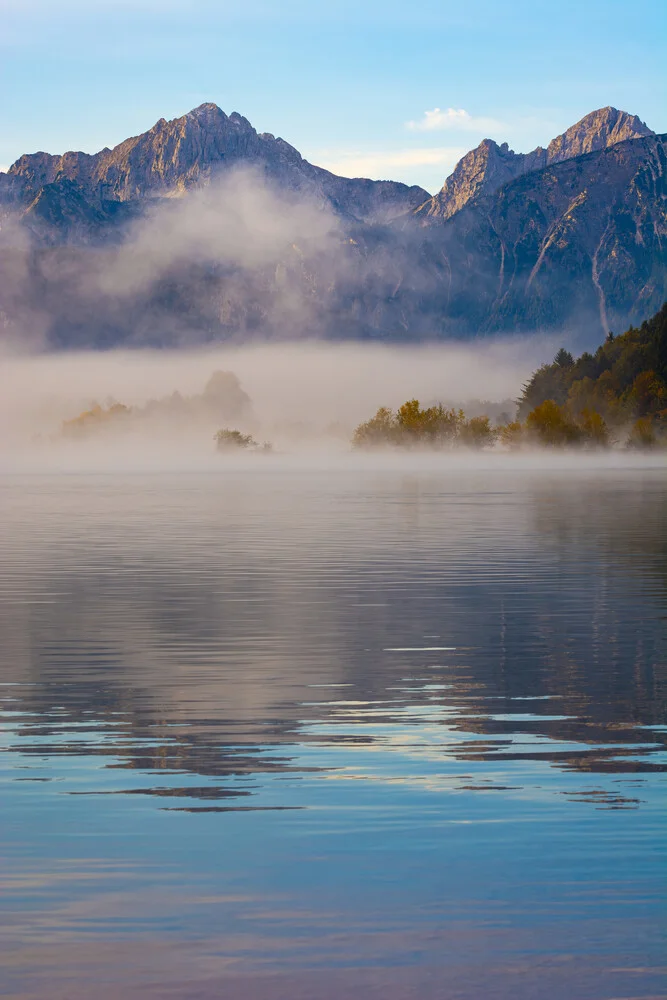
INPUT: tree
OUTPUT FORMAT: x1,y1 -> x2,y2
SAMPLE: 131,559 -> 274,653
459,415 -> 496,449
203,371 -> 253,422
624,371 -> 667,418
554,348 -> 574,368
525,400 -> 581,447
516,302 -> 667,431
578,408 -> 610,448
498,421 -> 524,450
395,400 -> 461,446
61,401 -> 132,437
517,364 -> 568,418
352,401 -> 464,449
352,407 -> 397,448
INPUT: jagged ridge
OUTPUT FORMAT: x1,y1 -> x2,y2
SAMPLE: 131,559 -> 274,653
415,107 -> 654,222
2,103 -> 429,230
0,104 -> 664,347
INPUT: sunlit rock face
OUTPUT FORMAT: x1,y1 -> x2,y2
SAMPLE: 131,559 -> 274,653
415,107 -> 655,222
3,103 -> 429,230
0,105 -> 664,347
545,107 -> 653,163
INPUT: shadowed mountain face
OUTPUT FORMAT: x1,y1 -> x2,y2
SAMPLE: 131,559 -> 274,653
375,133 -> 667,338
0,104 -> 664,347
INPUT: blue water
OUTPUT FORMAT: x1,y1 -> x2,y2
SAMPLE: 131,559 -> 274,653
0,468 -> 665,999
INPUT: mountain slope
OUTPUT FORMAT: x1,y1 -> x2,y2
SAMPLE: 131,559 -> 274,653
0,105 -> 664,348
371,133 -> 667,339
2,103 -> 429,233
416,107 -> 654,222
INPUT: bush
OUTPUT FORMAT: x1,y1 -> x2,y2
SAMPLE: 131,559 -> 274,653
459,415 -> 496,449
214,429 -> 258,451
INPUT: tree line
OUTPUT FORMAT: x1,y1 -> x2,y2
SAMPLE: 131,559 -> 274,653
515,302 -> 667,448
353,303 -> 667,450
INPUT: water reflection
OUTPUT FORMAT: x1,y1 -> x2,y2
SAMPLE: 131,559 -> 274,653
2,470 -> 665,796
0,468 -> 665,999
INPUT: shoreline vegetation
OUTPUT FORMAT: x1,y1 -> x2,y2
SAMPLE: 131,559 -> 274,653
352,303 -> 667,452
55,303 -> 666,455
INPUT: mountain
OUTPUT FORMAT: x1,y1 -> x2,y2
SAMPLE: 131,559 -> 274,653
0,104 -> 664,349
1,103 -> 429,237
365,131 -> 667,339
415,108 -> 654,222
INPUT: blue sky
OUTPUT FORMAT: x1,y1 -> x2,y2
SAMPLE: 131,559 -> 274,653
1,0 -> 665,193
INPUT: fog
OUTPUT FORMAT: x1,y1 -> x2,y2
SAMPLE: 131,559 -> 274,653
1,163 -> 609,353
1,169 -> 663,474
1,167 -> 348,351
0,338 -> 520,462
95,169 -> 339,299
1,338 -> 665,474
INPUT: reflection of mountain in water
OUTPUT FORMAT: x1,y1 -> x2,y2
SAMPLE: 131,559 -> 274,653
1,470 -> 665,805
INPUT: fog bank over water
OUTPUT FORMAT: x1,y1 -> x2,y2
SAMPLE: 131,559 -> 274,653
2,339 -> 665,473
0,339 -> 536,454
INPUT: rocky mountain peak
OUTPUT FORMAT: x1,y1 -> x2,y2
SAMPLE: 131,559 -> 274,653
0,106 -> 663,348
415,136 -> 527,221
228,111 -> 254,129
416,106 -> 655,223
546,106 -> 653,164
1,103 -> 430,234
189,101 -> 223,116
179,104 -> 255,135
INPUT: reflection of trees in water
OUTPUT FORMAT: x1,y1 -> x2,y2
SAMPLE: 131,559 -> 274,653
1,471 -> 665,799
444,476 -> 666,764
530,477 -> 667,596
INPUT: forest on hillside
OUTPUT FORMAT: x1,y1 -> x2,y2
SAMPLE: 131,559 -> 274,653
517,301 -> 667,429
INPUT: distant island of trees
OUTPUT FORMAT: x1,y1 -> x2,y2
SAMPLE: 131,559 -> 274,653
60,371 -> 253,438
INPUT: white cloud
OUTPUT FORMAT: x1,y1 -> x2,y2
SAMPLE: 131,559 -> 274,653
310,146 -> 467,182
407,107 -> 503,133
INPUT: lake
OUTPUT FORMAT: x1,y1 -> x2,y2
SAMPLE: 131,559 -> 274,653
1,463 -> 665,1000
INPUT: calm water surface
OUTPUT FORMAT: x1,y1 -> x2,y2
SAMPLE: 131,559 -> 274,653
1,467 -> 665,1000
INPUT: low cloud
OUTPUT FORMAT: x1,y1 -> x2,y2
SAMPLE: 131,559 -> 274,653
407,107 -> 503,134
0,336 -> 551,471
97,167 -> 339,298
0,165 -> 350,351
